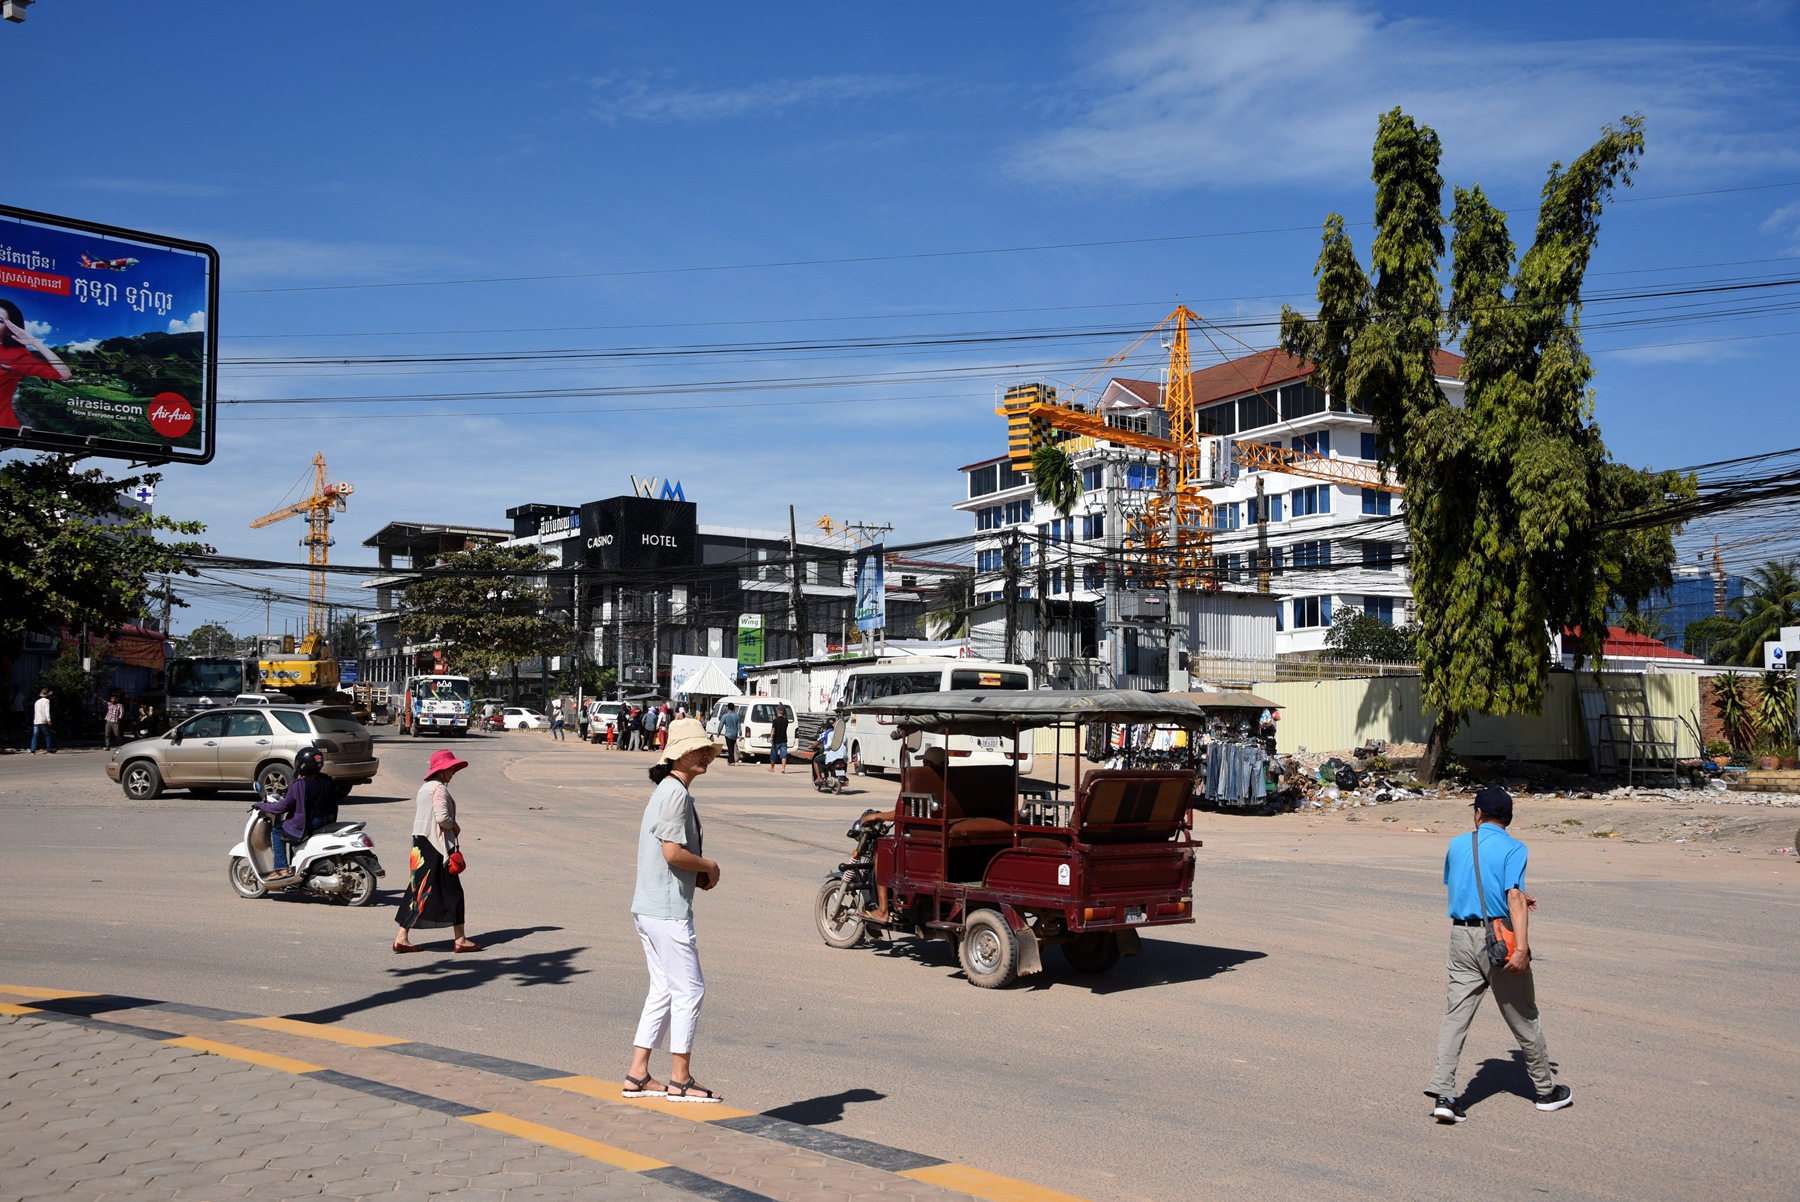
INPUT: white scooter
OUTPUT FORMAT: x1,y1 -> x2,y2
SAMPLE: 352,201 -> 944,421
228,808 -> 385,905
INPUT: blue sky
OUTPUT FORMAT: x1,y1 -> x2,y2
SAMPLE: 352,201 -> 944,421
5,1 -> 1799,636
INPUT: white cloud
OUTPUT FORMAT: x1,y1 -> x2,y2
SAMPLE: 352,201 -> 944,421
1762,200 -> 1800,251
168,311 -> 206,334
587,72 -> 922,124
212,237 -> 466,287
1009,1 -> 1800,190
66,338 -> 100,352
24,319 -> 51,338
68,176 -> 232,199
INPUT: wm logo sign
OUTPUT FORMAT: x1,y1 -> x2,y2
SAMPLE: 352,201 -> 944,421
630,476 -> 687,502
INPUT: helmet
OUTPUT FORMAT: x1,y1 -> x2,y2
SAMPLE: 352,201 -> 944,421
295,746 -> 325,776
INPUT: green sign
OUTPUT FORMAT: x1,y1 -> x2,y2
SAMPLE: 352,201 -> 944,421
736,613 -> 765,668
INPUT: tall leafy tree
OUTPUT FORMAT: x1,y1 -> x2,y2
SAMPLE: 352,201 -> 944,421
1283,109 -> 1686,780
0,455 -> 210,643
397,543 -> 572,680
1708,559 -> 1800,665
176,622 -> 249,657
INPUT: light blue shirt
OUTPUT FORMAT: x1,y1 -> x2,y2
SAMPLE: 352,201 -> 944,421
719,709 -> 743,738
1443,823 -> 1528,921
632,777 -> 701,921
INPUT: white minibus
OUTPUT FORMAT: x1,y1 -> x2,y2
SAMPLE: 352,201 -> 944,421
837,660 -> 1034,775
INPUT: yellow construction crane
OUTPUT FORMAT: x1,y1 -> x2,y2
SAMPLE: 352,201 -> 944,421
250,453 -> 354,699
1004,306 -> 1401,589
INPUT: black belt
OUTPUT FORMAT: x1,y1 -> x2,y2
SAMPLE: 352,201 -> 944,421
1452,917 -> 1483,927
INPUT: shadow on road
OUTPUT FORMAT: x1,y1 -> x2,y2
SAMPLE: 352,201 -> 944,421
1458,1051 -> 1561,1109
284,928 -> 583,1024
339,791 -> 411,807
864,933 -> 1265,992
762,1088 -> 887,1125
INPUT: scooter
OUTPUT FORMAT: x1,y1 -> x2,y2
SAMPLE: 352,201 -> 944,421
227,808 -> 385,905
812,754 -> 849,794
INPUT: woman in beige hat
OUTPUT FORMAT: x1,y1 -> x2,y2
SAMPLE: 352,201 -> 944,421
623,718 -> 724,1102
394,749 -> 481,954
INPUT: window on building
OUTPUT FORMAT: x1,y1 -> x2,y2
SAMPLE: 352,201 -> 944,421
1018,587 -> 1032,599
1290,430 -> 1331,457
1250,494 -> 1284,523
1237,390 -> 1279,431
1361,541 -> 1394,570
977,590 -> 1003,603
1211,502 -> 1240,531
967,463 -> 999,498
1363,596 -> 1396,625
1291,595 -> 1332,628
1360,432 -> 1378,461
1289,485 -> 1331,517
1292,539 -> 1331,568
976,505 -> 1002,531
1281,383 -> 1329,420
1082,564 -> 1105,590
1125,463 -> 1163,490
1196,402 -> 1236,435
1019,543 -> 1032,567
999,460 -> 1026,490
1361,488 -> 1392,516
1050,573 -> 1064,595
1081,512 -> 1106,540
1081,464 -> 1104,491
1004,498 -> 1032,524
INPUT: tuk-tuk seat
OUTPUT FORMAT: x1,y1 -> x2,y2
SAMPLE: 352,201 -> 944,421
1076,771 -> 1191,843
900,762 -> 1017,843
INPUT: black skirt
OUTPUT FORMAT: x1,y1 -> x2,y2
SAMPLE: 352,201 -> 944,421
396,835 -> 464,929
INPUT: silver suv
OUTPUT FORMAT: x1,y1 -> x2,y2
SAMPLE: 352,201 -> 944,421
107,705 -> 380,801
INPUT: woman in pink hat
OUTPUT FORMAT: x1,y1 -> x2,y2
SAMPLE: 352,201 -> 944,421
394,749 -> 480,954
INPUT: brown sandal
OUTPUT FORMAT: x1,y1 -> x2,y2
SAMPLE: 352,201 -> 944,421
452,940 -> 484,953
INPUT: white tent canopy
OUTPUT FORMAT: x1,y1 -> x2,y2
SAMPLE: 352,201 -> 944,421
671,657 -> 740,700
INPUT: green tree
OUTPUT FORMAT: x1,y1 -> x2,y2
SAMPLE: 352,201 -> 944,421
1031,442 -> 1083,670
1717,559 -> 1800,665
37,649 -> 104,725
1682,615 -> 1738,663
1282,109 -> 1686,781
176,622 -> 248,657
397,543 -> 572,680
923,567 -> 975,639
0,455 -> 211,643
1712,671 -> 1756,751
1322,606 -> 1417,662
1755,669 -> 1796,753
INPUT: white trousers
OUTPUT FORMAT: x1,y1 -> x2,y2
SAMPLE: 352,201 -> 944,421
631,914 -> 705,1055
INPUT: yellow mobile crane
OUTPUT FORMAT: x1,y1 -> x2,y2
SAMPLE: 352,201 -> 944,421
249,454 -> 355,702
1001,306 -> 1402,589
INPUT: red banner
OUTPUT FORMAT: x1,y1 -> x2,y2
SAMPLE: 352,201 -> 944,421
0,265 -> 71,296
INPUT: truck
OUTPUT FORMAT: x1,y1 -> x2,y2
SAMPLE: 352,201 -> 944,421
399,674 -> 474,737
165,655 -> 262,725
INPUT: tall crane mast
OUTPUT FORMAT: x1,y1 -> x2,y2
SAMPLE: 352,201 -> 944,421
250,453 -> 354,640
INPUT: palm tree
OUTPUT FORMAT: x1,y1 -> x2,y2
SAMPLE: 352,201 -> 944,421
1720,559 -> 1800,665
1031,442 -> 1083,678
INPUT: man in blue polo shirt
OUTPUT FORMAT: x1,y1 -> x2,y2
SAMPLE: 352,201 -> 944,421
1426,785 -> 1572,1123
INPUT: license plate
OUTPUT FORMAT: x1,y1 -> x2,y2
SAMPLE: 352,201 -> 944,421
978,737 -> 1002,751
1125,906 -> 1146,924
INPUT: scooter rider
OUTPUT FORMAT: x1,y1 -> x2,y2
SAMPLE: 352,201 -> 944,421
809,718 -> 848,785
257,747 -> 342,884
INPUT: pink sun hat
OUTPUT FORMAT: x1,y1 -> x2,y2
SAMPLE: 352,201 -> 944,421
424,749 -> 470,780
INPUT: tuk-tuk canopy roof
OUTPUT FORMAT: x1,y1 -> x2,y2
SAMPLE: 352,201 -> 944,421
848,688 -> 1208,736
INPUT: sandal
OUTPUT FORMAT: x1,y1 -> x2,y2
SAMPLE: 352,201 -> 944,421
666,1078 -> 721,1104
621,1073 -> 666,1098
265,869 -> 297,885
452,940 -> 484,953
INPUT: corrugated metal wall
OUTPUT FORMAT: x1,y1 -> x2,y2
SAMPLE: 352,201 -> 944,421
1183,592 -> 1280,662
1254,671 -> 1702,761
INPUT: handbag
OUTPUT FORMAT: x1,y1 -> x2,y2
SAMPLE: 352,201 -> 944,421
1469,828 -> 1516,967
445,833 -> 466,875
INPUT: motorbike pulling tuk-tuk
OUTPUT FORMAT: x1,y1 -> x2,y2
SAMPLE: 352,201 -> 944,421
814,689 -> 1207,988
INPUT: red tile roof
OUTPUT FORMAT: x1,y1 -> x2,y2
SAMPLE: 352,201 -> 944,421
1112,348 -> 1466,409
1562,626 -> 1700,661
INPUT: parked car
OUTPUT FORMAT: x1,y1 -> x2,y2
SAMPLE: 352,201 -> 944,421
107,705 -> 380,801
502,707 -> 547,730
586,701 -> 623,743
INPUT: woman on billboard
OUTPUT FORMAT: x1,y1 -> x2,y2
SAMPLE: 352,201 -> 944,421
0,298 -> 72,429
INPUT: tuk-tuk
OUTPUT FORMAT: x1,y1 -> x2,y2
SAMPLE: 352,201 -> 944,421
814,689 -> 1206,988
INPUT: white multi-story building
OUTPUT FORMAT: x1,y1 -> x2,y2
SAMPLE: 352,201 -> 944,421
955,347 -> 1465,659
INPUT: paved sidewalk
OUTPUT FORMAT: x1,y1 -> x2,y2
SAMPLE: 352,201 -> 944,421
1,986 -> 1081,1202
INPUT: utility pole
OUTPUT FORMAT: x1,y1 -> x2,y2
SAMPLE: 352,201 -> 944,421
616,584 -> 626,705
1254,476 -> 1270,595
789,505 -> 809,662
1165,455 -> 1182,692
1104,450 -> 1121,686
1713,536 -> 1726,618
1035,523 -> 1049,679
1002,528 -> 1020,664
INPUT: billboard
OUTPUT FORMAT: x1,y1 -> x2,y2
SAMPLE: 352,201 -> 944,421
579,495 -> 698,570
0,204 -> 218,464
855,544 -> 886,633
737,613 -> 765,668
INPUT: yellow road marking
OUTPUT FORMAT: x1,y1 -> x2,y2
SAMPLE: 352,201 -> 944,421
0,986 -> 99,1000
165,1036 -> 323,1075
0,1003 -> 41,1016
537,1075 -> 753,1120
900,1163 -> 1090,1202
462,1112 -> 668,1171
230,1016 -> 410,1048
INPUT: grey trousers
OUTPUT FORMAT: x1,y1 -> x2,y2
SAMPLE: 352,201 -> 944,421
1427,926 -> 1556,1097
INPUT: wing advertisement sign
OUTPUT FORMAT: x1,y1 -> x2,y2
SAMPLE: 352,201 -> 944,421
0,204 -> 218,464
855,543 -> 886,633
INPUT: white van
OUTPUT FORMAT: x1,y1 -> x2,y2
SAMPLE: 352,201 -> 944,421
706,695 -> 797,762
837,660 -> 1034,776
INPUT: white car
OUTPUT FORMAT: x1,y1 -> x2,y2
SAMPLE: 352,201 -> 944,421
502,707 -> 547,730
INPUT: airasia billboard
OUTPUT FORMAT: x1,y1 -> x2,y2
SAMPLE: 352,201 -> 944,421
0,204 -> 218,464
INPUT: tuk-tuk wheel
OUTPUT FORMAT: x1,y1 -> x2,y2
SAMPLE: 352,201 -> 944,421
959,910 -> 1020,989
1060,931 -> 1122,974
814,877 -> 869,949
